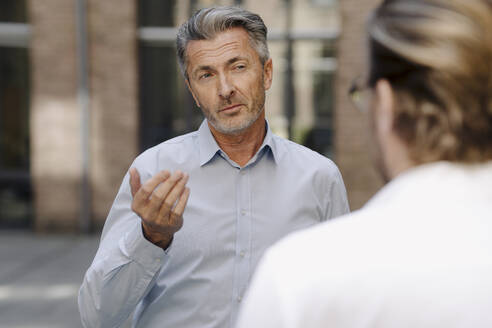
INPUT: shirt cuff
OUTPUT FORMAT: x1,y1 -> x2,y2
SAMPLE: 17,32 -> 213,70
120,221 -> 170,270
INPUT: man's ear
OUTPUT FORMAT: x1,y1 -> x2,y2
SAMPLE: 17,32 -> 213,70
374,79 -> 395,135
263,58 -> 273,90
185,79 -> 201,108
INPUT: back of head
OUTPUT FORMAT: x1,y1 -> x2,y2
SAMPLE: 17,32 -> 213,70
368,0 -> 492,164
176,6 -> 269,79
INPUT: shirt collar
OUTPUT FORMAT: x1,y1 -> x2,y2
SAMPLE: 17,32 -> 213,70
258,120 -> 279,165
198,119 -> 279,167
198,120 -> 222,166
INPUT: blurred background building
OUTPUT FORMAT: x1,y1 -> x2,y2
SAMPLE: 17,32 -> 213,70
0,0 -> 382,233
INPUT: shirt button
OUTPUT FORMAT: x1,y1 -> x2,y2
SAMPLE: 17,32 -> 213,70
241,210 -> 246,216
237,295 -> 242,302
240,170 -> 246,175
239,251 -> 245,257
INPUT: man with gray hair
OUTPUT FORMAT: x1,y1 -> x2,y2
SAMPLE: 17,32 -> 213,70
79,6 -> 348,328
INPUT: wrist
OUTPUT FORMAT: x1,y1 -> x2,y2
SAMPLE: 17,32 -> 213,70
141,223 -> 173,250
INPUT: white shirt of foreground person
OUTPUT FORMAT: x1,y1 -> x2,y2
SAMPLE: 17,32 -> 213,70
78,119 -> 349,328
236,161 -> 492,328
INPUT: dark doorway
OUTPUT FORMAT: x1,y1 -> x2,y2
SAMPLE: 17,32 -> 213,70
0,1 -> 32,228
138,0 -> 203,152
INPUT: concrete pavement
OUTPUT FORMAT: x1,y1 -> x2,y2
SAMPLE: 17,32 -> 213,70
0,231 -> 99,328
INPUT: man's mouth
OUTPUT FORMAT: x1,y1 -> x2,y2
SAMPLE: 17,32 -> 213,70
220,104 -> 242,112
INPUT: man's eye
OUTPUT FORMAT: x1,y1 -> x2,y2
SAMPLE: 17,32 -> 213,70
234,65 -> 246,71
200,73 -> 212,79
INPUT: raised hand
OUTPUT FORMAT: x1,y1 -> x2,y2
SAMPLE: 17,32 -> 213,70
129,168 -> 190,249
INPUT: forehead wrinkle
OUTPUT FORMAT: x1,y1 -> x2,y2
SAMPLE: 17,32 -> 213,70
190,41 -> 244,63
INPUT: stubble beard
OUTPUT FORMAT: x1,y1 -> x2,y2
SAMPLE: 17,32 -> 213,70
203,81 -> 266,135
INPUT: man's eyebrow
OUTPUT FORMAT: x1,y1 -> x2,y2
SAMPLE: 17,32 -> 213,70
195,65 -> 213,72
192,57 -> 248,77
227,56 -> 247,65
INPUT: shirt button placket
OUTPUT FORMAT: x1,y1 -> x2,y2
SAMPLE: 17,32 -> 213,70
233,167 -> 251,315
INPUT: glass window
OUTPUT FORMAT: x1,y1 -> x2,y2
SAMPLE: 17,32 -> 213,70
268,39 -> 337,158
138,0 -> 203,151
310,0 -> 337,7
139,44 -> 203,150
0,1 -> 31,228
0,2 -> 27,23
0,47 -> 29,170
139,0 -> 175,27
306,41 -> 336,157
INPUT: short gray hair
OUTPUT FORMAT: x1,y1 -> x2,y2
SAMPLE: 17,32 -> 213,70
176,6 -> 270,79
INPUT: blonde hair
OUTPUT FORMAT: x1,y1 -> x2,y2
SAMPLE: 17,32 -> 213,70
368,0 -> 492,163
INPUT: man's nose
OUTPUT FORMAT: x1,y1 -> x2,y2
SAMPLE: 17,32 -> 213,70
217,74 -> 234,99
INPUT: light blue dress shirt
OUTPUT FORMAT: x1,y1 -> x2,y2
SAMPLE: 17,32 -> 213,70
78,120 -> 349,328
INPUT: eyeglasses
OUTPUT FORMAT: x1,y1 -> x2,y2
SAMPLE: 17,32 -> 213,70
348,76 -> 371,113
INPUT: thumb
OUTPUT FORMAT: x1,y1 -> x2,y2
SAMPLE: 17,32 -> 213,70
129,167 -> 141,198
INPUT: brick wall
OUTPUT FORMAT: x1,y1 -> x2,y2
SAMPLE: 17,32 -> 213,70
87,0 -> 139,228
335,0 -> 383,210
29,0 -> 81,231
28,0 -> 138,231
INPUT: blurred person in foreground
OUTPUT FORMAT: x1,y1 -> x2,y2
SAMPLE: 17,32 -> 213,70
78,6 -> 349,328
236,0 -> 492,327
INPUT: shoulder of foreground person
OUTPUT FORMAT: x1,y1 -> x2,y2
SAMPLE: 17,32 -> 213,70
235,210 -> 371,328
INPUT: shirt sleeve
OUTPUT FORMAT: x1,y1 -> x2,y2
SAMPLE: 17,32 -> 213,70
326,165 -> 350,219
235,249 -> 288,328
78,170 -> 170,328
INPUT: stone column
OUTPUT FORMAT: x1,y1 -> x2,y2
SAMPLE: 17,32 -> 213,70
334,0 -> 382,210
28,0 -> 81,231
87,0 -> 139,228
28,0 -> 139,231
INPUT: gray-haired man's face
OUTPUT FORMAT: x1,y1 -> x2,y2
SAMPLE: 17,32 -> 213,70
185,27 -> 273,135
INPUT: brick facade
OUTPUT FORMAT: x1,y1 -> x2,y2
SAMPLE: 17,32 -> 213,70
28,0 -> 138,231
87,0 -> 139,228
335,0 -> 383,209
29,0 -> 82,230
26,0 -> 382,231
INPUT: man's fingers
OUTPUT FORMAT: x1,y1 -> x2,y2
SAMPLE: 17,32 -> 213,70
165,186 -> 190,233
133,170 -> 171,210
146,171 -> 184,219
131,169 -> 189,235
155,173 -> 188,222
162,173 -> 189,212
129,168 -> 141,198
173,187 -> 190,217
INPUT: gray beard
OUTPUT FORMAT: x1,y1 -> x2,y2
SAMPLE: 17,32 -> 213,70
207,106 -> 264,135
